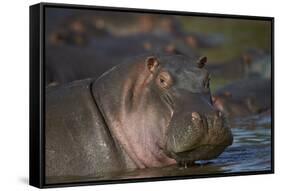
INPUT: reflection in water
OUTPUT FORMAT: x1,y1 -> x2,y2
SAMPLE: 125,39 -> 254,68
46,113 -> 272,184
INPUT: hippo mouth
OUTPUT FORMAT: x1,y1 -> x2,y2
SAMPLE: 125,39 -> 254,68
165,111 -> 233,167
169,145 -> 229,167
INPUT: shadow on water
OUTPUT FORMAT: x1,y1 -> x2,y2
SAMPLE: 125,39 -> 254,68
47,113 -> 271,184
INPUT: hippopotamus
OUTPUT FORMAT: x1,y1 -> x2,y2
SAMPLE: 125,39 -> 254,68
242,48 -> 271,79
212,78 -> 271,117
46,8 -> 225,49
46,54 -> 233,179
45,33 -> 197,86
46,9 -> 175,46
206,48 -> 271,80
47,11 -> 176,45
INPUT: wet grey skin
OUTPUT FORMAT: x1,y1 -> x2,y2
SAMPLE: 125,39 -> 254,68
46,54 -> 233,179
151,55 -> 233,166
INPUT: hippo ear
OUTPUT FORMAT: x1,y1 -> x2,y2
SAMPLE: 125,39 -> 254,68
146,56 -> 159,73
197,56 -> 207,68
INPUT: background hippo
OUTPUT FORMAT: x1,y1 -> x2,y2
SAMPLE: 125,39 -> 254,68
212,78 -> 271,117
45,8 -> 227,87
46,54 -> 233,180
206,48 -> 271,80
46,8 -> 225,48
45,33 -> 197,86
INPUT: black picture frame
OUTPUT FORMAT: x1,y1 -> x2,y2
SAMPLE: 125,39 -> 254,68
30,2 -> 274,188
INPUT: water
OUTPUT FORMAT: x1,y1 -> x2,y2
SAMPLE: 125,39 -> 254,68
46,113 -> 272,184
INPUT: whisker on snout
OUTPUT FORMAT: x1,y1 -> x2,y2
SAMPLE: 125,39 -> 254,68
161,93 -> 174,108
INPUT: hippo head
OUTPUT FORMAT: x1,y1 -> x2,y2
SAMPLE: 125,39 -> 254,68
212,92 -> 260,117
93,54 -> 233,169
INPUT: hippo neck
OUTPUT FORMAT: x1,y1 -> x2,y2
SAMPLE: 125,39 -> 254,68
92,58 -> 175,168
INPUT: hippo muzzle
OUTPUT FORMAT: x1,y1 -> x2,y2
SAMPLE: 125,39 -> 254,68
165,93 -> 233,166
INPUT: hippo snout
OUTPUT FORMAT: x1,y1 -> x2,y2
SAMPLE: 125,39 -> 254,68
166,111 -> 233,166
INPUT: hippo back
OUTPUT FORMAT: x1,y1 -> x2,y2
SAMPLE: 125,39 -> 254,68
45,79 -> 129,178
216,79 -> 271,108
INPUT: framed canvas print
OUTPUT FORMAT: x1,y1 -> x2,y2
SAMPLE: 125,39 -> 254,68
29,2 -> 274,188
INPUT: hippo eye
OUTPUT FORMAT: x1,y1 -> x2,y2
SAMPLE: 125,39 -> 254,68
159,77 -> 167,86
157,72 -> 172,89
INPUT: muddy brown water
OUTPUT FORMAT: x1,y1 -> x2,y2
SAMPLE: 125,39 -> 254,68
46,113 -> 272,184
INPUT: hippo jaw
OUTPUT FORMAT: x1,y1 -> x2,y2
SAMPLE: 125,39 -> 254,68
165,111 -> 233,166
169,145 -> 228,167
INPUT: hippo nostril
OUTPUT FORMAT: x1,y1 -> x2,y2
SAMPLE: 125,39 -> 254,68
214,111 -> 223,118
191,112 -> 201,121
